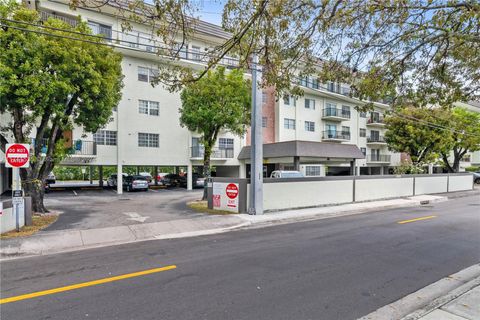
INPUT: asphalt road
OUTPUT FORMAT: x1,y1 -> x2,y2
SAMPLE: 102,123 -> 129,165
1,195 -> 479,320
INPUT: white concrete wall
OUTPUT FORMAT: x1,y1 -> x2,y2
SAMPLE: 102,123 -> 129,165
256,180 -> 353,211
355,177 -> 414,201
449,174 -> 474,192
414,176 -> 448,195
1,200 -> 25,234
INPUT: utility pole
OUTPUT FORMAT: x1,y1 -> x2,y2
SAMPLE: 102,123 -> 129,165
248,54 -> 263,215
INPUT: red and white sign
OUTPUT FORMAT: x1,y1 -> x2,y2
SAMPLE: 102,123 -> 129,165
212,182 -> 240,212
226,183 -> 239,199
5,144 -> 30,168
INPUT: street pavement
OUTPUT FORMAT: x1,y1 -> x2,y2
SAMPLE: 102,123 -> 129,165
1,194 -> 479,320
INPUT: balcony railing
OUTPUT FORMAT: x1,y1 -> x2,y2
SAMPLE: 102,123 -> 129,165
322,130 -> 350,141
322,108 -> 351,119
191,146 -> 234,159
367,154 -> 391,162
40,11 -> 78,27
367,136 -> 387,143
31,138 -> 97,156
367,117 -> 385,125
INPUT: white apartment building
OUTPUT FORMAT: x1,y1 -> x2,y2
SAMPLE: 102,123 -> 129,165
2,0 -> 477,194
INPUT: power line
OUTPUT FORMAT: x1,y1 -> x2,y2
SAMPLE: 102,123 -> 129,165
3,18 -> 479,137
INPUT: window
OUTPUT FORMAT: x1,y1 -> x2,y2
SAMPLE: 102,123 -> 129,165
191,45 -> 201,61
305,121 -> 315,132
341,105 -> 351,118
93,130 -> 117,146
310,77 -> 319,89
359,128 -> 366,137
138,133 -> 159,148
284,118 -> 296,130
283,95 -> 296,106
219,138 -> 234,150
305,98 -> 315,110
262,92 -> 267,103
370,130 -> 380,140
360,111 -> 367,118
342,126 -> 351,140
138,100 -> 159,116
262,117 -> 267,128
361,147 -> 366,156
138,67 -> 159,82
173,42 -> 188,59
305,166 -> 321,176
88,21 -> 112,39
300,77 -> 308,87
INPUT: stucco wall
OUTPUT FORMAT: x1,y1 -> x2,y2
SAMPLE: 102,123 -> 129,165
355,177 -> 414,202
414,176 -> 448,195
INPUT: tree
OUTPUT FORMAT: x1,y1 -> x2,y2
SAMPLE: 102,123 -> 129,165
0,3 -> 123,212
439,108 -> 480,172
179,67 -> 250,199
384,107 -> 452,165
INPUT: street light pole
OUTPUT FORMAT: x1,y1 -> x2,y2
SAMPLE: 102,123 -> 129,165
248,54 -> 263,215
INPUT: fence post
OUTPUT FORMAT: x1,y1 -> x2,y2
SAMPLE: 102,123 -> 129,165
352,176 -> 356,202
413,176 -> 416,196
447,174 -> 450,192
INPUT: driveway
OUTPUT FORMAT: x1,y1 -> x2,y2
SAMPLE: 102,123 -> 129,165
43,188 -> 204,231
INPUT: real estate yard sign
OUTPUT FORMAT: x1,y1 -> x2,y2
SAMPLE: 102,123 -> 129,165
212,182 -> 239,212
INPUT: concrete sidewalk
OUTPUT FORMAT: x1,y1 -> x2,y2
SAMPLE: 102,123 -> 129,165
0,192 -> 473,258
360,264 -> 480,320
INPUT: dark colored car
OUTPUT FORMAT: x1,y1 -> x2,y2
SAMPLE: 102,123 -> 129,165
161,174 -> 186,188
474,172 -> 480,184
192,173 -> 206,188
124,175 -> 149,192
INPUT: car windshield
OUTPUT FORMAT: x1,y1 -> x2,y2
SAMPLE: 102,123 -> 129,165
283,172 -> 303,178
132,176 -> 147,180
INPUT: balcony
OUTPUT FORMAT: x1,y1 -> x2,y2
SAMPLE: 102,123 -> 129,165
32,138 -> 97,156
366,154 -> 391,163
191,146 -> 234,159
322,130 -> 350,142
366,136 -> 387,145
40,11 -> 79,27
322,108 -> 351,121
366,117 -> 386,127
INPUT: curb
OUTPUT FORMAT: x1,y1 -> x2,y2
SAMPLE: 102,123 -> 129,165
0,220 -> 251,260
358,264 -> 480,320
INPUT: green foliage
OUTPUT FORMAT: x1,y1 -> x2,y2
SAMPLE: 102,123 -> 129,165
180,66 -> 251,151
465,167 -> 480,173
438,107 -> 480,172
393,160 -> 426,175
0,2 -> 123,211
384,107 -> 452,165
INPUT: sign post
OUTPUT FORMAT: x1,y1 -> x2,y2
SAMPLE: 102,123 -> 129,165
5,143 -> 30,232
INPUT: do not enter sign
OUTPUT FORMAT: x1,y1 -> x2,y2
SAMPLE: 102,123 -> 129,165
226,183 -> 239,199
5,144 -> 30,168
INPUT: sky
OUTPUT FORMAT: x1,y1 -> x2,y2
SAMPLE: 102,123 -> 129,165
194,0 -> 225,26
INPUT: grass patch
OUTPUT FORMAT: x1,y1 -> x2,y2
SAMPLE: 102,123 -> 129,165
1,214 -> 58,239
187,200 -> 236,215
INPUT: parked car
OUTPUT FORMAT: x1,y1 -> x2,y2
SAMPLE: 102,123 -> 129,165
193,173 -> 206,188
156,172 -> 169,184
161,173 -> 186,188
139,172 -> 153,183
473,172 -> 480,184
124,175 -> 149,192
270,170 -> 304,178
107,173 -> 128,187
46,172 -> 56,185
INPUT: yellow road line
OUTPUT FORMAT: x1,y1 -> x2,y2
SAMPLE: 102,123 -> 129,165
0,265 -> 177,305
397,215 -> 437,224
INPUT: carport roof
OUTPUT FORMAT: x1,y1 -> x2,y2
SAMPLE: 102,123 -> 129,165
237,140 -> 365,160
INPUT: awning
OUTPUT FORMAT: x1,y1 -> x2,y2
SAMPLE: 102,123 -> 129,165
238,140 -> 365,160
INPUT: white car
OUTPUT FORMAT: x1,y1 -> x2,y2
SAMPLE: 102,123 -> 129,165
139,172 -> 153,183
270,170 -> 304,178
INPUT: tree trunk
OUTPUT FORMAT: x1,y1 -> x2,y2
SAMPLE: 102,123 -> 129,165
24,179 -> 48,213
202,147 -> 212,200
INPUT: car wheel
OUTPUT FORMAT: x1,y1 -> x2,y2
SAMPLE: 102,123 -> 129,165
475,178 -> 480,185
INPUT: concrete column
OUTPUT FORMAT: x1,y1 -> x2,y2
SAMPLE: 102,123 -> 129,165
187,162 -> 193,190
136,166 -> 140,175
428,163 -> 434,174
380,166 -> 384,175
89,166 -> 93,184
98,166 -> 104,187
239,162 -> 246,178
117,164 -> 123,195
350,160 -> 355,175
154,166 -> 158,186
293,156 -> 300,171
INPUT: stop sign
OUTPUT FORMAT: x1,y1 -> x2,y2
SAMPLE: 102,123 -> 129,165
5,144 -> 30,168
225,183 -> 239,199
